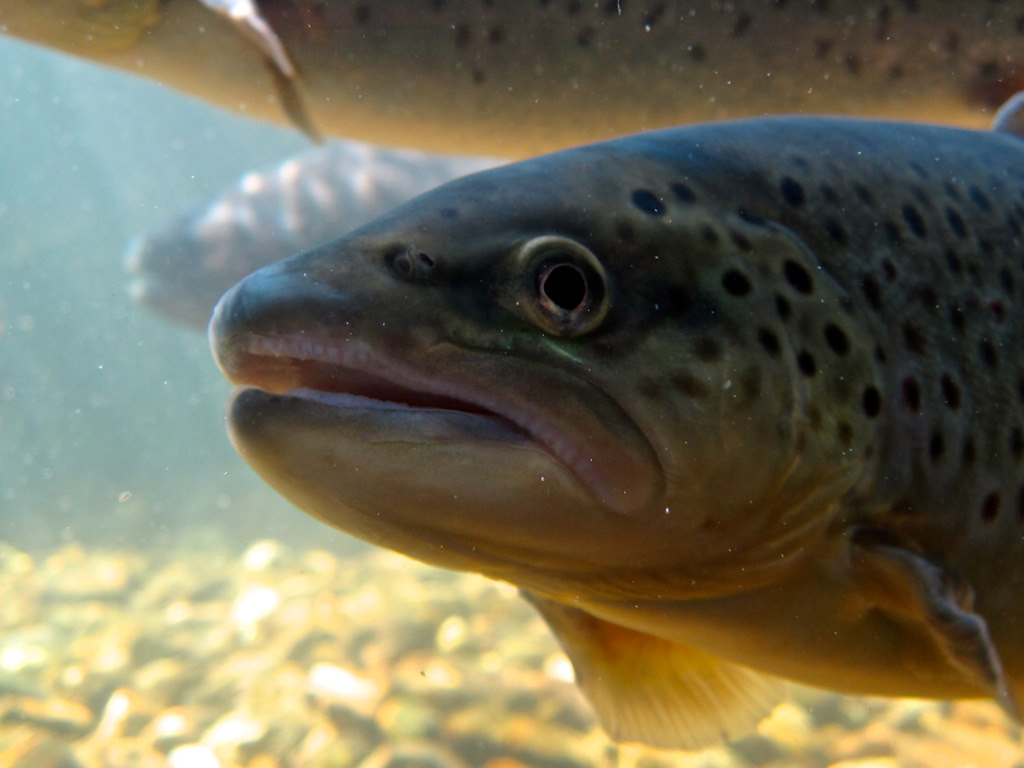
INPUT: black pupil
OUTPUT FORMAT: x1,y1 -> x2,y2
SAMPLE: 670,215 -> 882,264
542,263 -> 587,311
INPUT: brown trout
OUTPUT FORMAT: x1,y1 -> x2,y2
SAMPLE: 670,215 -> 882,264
209,97 -> 1024,748
3,1 -> 1024,155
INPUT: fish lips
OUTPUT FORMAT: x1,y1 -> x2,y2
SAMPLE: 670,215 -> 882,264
210,265 -> 663,531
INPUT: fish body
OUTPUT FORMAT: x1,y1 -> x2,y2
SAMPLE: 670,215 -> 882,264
125,141 -> 495,330
210,105 -> 1024,748
3,1 -> 1024,155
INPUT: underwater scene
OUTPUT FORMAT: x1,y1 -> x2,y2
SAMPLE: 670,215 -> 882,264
2,3 -> 1024,767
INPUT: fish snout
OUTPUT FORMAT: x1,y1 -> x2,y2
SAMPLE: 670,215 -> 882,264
209,259 -> 343,384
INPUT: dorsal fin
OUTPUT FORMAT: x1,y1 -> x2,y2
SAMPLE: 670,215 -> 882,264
523,591 -> 786,750
992,92 -> 1024,138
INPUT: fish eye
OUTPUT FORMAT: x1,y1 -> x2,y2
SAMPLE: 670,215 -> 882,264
539,262 -> 587,312
513,236 -> 609,336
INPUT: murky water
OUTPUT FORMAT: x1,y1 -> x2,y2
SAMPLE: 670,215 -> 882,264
1,21 -> 1022,768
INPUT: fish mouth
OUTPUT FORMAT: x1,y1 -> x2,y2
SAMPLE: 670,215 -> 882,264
215,331 -> 628,508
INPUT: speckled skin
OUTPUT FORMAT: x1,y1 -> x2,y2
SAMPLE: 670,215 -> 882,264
3,1 -> 1024,154
211,116 -> 1024,727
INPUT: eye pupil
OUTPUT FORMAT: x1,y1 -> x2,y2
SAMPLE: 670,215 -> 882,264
541,263 -> 587,311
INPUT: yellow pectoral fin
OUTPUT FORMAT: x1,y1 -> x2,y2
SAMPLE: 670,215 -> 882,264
523,592 -> 786,750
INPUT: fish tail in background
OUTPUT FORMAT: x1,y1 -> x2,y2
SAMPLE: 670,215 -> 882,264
124,141 -> 498,331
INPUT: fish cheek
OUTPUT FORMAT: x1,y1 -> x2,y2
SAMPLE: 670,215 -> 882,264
620,217 -> 878,558
225,388 -> 612,571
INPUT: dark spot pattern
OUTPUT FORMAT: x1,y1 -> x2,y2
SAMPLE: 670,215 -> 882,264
784,260 -> 813,294
862,386 -> 881,418
945,207 -> 967,238
940,375 -> 961,410
671,373 -> 709,400
631,189 -> 666,216
902,204 -> 926,238
758,328 -> 781,357
797,351 -> 816,377
824,323 -> 849,355
981,492 -> 1001,523
780,177 -> 805,208
671,182 -> 697,203
722,270 -> 752,296
902,378 -> 920,412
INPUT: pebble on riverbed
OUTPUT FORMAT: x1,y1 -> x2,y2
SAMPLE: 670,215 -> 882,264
0,538 -> 1020,768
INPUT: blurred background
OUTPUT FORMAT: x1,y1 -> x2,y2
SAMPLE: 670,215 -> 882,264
0,35 -> 347,552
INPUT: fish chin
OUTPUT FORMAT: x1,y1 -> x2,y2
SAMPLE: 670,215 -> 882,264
225,384 -> 601,571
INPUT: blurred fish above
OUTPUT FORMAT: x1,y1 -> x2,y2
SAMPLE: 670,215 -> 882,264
211,101 -> 1024,749
124,141 -> 495,330
1,1 -> 1023,155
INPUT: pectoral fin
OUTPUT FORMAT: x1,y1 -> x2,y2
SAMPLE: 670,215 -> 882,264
523,591 -> 786,750
850,530 -> 1016,717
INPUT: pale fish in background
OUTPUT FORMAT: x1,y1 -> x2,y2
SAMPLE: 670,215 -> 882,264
125,141 -> 496,330
2,1 -> 1024,155
210,98 -> 1024,748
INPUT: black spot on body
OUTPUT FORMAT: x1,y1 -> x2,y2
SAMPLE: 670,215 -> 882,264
732,12 -> 752,37
780,177 -> 805,207
775,294 -> 792,321
979,339 -> 998,368
969,186 -> 993,212
784,260 -> 813,294
861,275 -> 882,310
883,221 -> 903,247
1000,269 -> 1016,295
642,3 -> 665,27
824,324 -> 849,355
825,219 -> 848,246
693,337 -> 722,362
730,230 -> 753,252
902,378 -> 921,412
631,189 -> 665,216
940,375 -> 961,410
963,436 -> 977,465
945,249 -> 962,274
981,492 -> 1001,523
902,205 -> 926,238
1012,427 -> 1024,458
797,351 -> 816,377
758,328 -> 781,357
854,183 -> 876,207
945,208 -> 967,238
671,182 -> 697,203
862,386 -> 881,418
903,323 -> 926,354
671,372 -> 710,399
929,431 -> 944,461
949,307 -> 966,334
722,269 -> 753,296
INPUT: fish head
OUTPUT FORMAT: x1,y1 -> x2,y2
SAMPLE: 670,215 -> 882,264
210,145 -> 878,592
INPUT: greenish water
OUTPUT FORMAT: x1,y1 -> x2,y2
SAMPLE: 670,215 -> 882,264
0,36 -> 346,552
